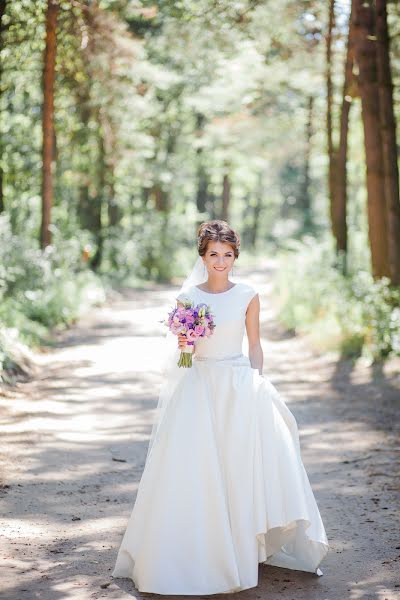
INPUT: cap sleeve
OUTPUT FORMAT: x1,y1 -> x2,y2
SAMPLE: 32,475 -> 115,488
244,283 -> 259,311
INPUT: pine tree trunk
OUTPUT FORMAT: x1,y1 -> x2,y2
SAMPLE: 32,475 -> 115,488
0,0 -> 6,213
249,173 -> 264,247
195,113 -> 208,214
326,0 -> 338,244
196,165 -> 208,214
208,191 -> 217,219
40,0 -> 58,249
335,8 -> 354,263
99,113 -> 120,228
153,185 -> 168,211
375,0 -> 400,284
352,0 -> 390,279
0,167 -> 3,214
300,96 -> 314,230
77,92 -> 94,232
90,128 -> 105,271
222,173 -> 230,222
107,180 -> 120,227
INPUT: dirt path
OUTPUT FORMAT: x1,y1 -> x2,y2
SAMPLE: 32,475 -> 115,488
1,261 -> 399,600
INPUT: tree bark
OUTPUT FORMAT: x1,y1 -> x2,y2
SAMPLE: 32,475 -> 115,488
78,103 -> 104,271
352,0 -> 390,279
300,96 -> 313,231
98,110 -> 121,228
40,0 -> 58,249
375,0 -> 400,284
107,180 -> 120,227
326,0 -> 338,244
207,191 -> 217,220
153,185 -> 168,211
90,127 -> 105,271
249,173 -> 264,247
195,113 -> 208,215
335,8 -> 355,263
0,168 -> 3,213
196,165 -> 208,214
0,0 -> 7,213
222,173 -> 230,222
76,90 -> 94,231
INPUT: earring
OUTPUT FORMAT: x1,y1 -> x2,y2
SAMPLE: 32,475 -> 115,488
203,263 -> 206,276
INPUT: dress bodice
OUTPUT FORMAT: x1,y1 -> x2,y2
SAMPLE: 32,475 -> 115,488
176,282 -> 258,359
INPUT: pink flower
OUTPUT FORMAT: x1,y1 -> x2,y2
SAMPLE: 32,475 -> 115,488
194,324 -> 204,336
163,299 -> 216,368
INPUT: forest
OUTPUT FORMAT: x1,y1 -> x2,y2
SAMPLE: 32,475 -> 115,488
1,0 -> 400,381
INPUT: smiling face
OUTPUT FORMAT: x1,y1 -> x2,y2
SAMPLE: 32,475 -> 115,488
202,241 -> 236,277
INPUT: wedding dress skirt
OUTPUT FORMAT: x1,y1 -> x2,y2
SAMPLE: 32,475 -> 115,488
112,283 -> 329,594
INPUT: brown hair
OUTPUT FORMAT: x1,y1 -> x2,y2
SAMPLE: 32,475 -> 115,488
197,220 -> 240,258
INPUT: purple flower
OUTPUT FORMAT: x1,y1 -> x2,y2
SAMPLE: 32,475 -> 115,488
163,299 -> 216,363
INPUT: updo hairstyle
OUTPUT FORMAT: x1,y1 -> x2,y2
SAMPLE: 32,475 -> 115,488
197,220 -> 240,259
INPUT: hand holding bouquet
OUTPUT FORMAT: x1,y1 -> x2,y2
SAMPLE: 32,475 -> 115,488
164,297 -> 216,367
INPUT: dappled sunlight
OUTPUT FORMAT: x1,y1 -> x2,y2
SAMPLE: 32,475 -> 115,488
298,426 -> 322,437
2,0 -> 399,593
3,519 -> 51,538
1,272 -> 399,599
349,572 -> 400,600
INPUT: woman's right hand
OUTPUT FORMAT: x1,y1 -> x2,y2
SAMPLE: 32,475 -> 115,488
178,334 -> 188,350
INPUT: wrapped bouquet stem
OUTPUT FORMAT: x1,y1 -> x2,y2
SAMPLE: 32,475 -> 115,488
177,341 -> 195,368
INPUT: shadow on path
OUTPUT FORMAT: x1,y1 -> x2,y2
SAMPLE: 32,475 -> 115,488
1,262 -> 399,599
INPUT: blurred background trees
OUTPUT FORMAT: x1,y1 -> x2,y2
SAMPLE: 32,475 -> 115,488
1,0 -> 399,377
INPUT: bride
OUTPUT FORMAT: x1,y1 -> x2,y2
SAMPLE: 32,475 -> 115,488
112,220 -> 329,594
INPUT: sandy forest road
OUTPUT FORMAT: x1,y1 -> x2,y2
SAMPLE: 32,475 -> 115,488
1,260 -> 399,600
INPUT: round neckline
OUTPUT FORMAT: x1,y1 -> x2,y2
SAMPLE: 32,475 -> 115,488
194,283 -> 238,295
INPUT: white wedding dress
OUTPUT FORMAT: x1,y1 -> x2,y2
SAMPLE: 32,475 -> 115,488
112,282 -> 329,594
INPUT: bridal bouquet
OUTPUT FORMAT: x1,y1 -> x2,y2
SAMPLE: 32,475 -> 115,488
164,297 -> 216,368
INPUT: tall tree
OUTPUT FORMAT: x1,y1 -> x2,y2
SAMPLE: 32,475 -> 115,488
195,114 -> 208,217
334,6 -> 355,269
326,0 -> 338,248
326,1 -> 354,267
40,0 -> 59,249
376,0 -> 400,284
352,0 -> 390,279
300,95 -> 314,231
90,124 -> 105,270
0,0 -> 7,213
249,172 -> 264,248
222,173 -> 230,222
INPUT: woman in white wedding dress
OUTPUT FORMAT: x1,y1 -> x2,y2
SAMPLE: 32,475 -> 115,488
112,220 -> 329,594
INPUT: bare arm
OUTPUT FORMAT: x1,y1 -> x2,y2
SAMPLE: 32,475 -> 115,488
245,293 -> 263,375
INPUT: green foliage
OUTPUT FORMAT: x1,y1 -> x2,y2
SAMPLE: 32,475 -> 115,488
0,328 -> 30,383
0,215 -> 106,378
1,0 -> 399,380
274,236 -> 400,361
100,213 -> 195,284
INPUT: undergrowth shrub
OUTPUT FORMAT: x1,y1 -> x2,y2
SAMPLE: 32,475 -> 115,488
274,235 -> 400,361
0,215 -> 106,381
